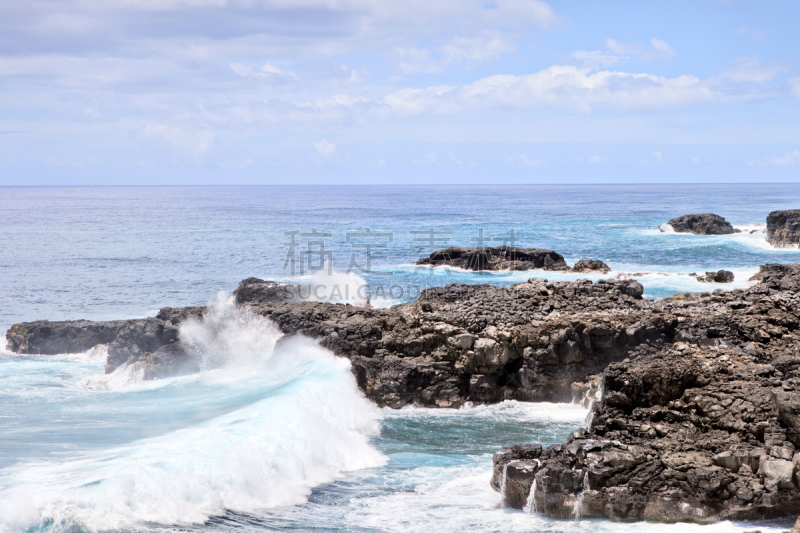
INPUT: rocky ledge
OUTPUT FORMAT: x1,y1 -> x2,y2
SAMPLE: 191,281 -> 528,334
492,263 -> 800,523
666,213 -> 738,235
767,210 -> 800,248
416,246 -> 569,271
7,276 -> 650,407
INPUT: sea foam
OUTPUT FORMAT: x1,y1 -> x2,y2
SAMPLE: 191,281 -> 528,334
0,295 -> 385,533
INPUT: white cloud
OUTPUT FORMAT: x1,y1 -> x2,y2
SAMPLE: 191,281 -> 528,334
518,155 -> 545,168
414,152 -> 438,166
748,150 -> 800,167
571,50 -> 624,68
789,76 -> 800,99
313,139 -> 336,156
391,31 -> 521,74
448,152 -> 464,166
715,57 -> 793,84
588,155 -> 608,164
736,27 -> 765,42
143,124 -> 215,156
391,47 -> 443,75
440,31 -> 517,65
382,65 -> 716,116
652,151 -> 663,165
605,38 -> 676,62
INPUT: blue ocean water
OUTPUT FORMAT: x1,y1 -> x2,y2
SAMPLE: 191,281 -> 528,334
2,184 -> 799,333
1,185 -> 799,533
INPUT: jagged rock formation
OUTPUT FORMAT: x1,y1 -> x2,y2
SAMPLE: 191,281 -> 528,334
569,260 -> 611,274
492,264 -> 800,523
666,214 -> 738,235
767,210 -> 800,247
697,270 -> 735,283
8,275 -> 661,408
415,246 -> 568,271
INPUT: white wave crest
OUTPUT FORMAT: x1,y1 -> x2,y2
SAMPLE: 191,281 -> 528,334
0,294 -> 385,532
658,223 -> 675,233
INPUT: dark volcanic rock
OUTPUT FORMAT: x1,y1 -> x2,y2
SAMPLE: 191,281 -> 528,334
6,320 -> 125,355
416,246 -> 568,271
697,270 -> 735,283
233,278 -> 295,304
667,214 -> 737,235
8,274 -> 659,408
492,264 -> 800,523
569,260 -> 611,274
767,210 -> 800,247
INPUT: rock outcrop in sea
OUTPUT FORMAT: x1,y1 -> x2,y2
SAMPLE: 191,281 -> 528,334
415,246 -> 569,271
568,260 -> 611,274
492,263 -> 800,523
696,270 -> 735,283
666,213 -> 738,235
767,210 -> 800,247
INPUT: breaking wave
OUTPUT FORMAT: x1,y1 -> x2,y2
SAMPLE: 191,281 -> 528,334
0,295 -> 385,533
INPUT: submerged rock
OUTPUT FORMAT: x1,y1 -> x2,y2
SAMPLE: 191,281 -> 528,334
415,246 -> 568,271
667,214 -> 737,235
767,210 -> 800,247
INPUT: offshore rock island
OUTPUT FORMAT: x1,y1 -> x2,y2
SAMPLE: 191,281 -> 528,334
7,249 -> 800,525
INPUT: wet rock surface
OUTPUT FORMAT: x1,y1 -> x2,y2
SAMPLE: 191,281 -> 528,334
667,214 -> 737,235
767,210 -> 800,248
415,246 -> 569,271
697,270 -> 735,283
569,260 -> 611,274
492,264 -> 800,523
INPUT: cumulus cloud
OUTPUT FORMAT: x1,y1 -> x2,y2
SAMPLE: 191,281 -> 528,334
313,139 -> 336,155
604,38 -> 676,62
748,150 -> 800,167
518,155 -> 545,168
715,57 -> 793,84
381,65 -> 716,116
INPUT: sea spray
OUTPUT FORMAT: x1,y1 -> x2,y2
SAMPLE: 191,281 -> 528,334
295,268 -> 369,306
584,381 -> 603,429
0,294 -> 386,532
500,464 -> 509,507
525,479 -> 538,514
572,471 -> 590,520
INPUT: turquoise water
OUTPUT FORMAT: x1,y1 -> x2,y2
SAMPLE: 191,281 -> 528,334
1,185 -> 799,532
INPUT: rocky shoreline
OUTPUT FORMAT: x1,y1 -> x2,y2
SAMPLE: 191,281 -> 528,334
6,258 -> 800,525
492,263 -> 800,523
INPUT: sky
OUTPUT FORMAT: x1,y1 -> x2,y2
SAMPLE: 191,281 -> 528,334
0,0 -> 799,185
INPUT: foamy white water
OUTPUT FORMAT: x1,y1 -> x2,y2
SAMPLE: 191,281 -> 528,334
0,296 -> 384,532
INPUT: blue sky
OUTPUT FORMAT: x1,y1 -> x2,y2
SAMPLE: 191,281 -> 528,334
1,0 -> 799,185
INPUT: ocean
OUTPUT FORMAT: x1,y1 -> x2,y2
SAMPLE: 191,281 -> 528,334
1,184 -> 799,532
